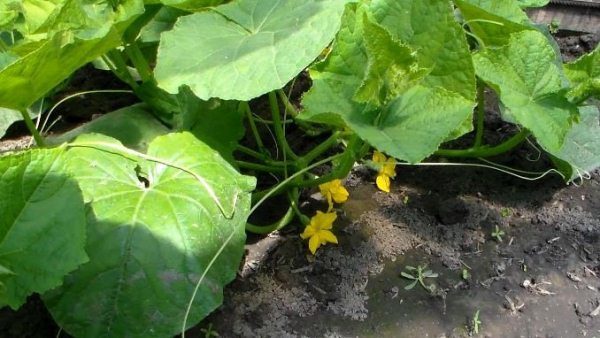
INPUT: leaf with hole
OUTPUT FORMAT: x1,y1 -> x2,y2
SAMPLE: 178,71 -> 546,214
43,132 -> 255,337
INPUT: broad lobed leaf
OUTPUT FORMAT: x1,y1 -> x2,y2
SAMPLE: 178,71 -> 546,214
550,106 -> 600,182
44,132 -> 255,337
0,147 -> 87,309
473,30 -> 577,153
564,44 -> 600,103
155,0 -> 352,100
0,0 -> 143,110
301,1 -> 476,162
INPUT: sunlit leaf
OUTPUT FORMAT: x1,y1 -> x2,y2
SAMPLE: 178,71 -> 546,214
44,132 -> 255,337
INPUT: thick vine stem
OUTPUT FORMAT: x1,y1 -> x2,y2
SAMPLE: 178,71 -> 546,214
104,50 -> 138,89
436,129 -> 530,158
474,79 -> 486,147
125,42 -> 154,83
268,91 -> 299,161
242,102 -> 268,154
294,136 -> 368,188
236,160 -> 286,173
300,131 -> 340,164
276,89 -> 299,117
245,206 -> 295,234
20,110 -> 45,146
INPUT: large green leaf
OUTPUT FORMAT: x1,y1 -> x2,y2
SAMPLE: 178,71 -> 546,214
550,106 -> 600,182
148,0 -> 224,12
139,6 -> 187,43
0,0 -> 142,110
347,85 -> 473,163
44,132 -> 255,337
0,147 -> 87,309
0,107 -> 34,139
6,0 -> 142,41
564,45 -> 600,103
473,30 -> 577,153
300,3 -> 368,127
46,104 -> 169,151
187,100 -> 245,164
371,0 -> 476,100
454,0 -> 534,47
460,0 -> 530,23
369,0 -> 476,138
516,0 -> 549,8
353,13 -> 427,106
301,4 -> 475,162
0,33 -> 122,110
155,0 -> 352,100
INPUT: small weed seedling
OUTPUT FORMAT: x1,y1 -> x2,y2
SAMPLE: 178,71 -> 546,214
401,264 -> 438,292
402,195 -> 410,205
200,323 -> 219,338
470,310 -> 482,335
462,268 -> 471,280
500,208 -> 511,218
491,225 -> 505,242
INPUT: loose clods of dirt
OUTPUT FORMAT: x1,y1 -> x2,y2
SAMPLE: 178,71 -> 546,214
203,163 -> 600,337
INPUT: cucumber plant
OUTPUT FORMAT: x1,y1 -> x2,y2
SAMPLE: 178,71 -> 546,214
0,0 -> 599,336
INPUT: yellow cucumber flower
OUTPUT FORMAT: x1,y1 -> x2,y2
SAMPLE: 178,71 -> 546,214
372,151 -> 396,193
300,211 -> 338,255
318,179 -> 349,211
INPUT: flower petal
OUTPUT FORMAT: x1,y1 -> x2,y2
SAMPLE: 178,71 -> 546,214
317,211 -> 337,230
376,174 -> 391,193
373,151 -> 387,164
332,185 -> 349,204
308,234 -> 321,255
300,225 -> 316,239
319,230 -> 338,244
383,158 -> 397,178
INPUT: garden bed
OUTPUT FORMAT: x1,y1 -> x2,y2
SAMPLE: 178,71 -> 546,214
0,10 -> 599,338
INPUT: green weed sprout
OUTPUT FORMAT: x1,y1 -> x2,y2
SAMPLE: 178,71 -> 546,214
400,264 -> 438,292
470,310 -> 482,335
200,323 -> 219,337
491,225 -> 505,242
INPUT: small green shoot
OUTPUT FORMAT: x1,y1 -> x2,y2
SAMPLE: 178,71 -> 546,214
470,310 -> 482,335
491,225 -> 505,242
200,323 -> 219,338
403,195 -> 409,205
500,207 -> 511,218
400,264 -> 438,292
461,268 -> 470,280
549,19 -> 560,34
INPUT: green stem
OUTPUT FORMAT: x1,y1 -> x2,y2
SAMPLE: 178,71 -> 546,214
276,89 -> 299,117
268,91 -> 299,161
277,89 -> 330,136
242,102 -> 267,153
245,206 -> 295,234
251,153 -> 345,203
125,42 -> 153,83
300,131 -> 340,164
474,80 -> 485,147
436,129 -> 530,158
294,136 -> 367,188
105,50 -> 138,88
288,189 -> 309,225
236,145 -> 268,161
236,160 -> 286,173
20,110 -> 45,147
